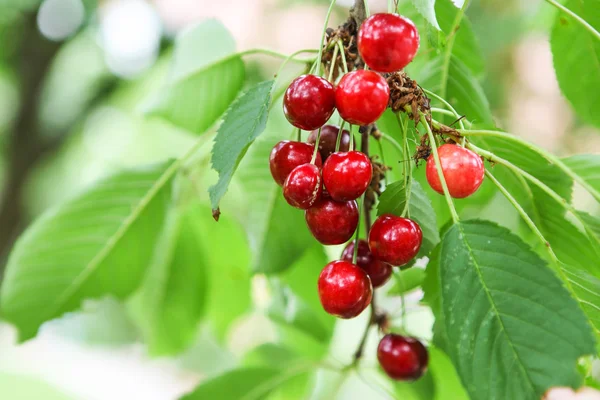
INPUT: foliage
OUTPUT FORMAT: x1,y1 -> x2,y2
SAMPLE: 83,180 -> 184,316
1,1 -> 600,399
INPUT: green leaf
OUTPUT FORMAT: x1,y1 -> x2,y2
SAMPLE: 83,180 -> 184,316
550,0 -> 600,129
434,0 -> 485,76
131,205 -> 209,356
562,265 -> 600,338
562,154 -> 600,201
180,367 -> 280,400
389,267 -> 426,295
144,20 -> 246,134
0,161 -> 174,341
377,180 -> 440,258
428,347 -> 469,400
410,0 -> 441,30
209,80 -> 274,213
439,220 -> 595,399
235,115 -> 316,274
419,55 -> 493,125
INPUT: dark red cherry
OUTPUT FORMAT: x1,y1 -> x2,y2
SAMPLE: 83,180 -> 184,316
323,151 -> 372,201
358,13 -> 420,72
283,163 -> 322,209
283,74 -> 336,130
335,70 -> 389,125
318,260 -> 372,319
378,334 -> 428,380
305,198 -> 358,245
368,214 -> 422,266
307,125 -> 351,161
341,239 -> 392,288
270,141 -> 322,186
426,144 -> 484,198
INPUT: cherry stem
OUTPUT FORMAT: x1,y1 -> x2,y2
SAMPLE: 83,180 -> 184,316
311,128 -> 322,164
420,113 -> 460,223
316,0 -> 338,77
328,42 -> 339,82
422,88 -> 466,130
335,120 -> 347,152
454,127 -> 600,203
295,128 -> 301,141
337,41 -> 349,74
353,295 -> 376,363
360,125 -> 373,232
439,0 -> 470,101
352,194 -> 364,265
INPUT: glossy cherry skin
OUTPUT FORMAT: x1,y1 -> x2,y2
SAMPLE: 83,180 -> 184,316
283,163 -> 322,209
358,14 -> 420,73
341,239 -> 392,288
335,70 -> 390,125
283,75 -> 336,131
426,144 -> 484,198
307,125 -> 351,161
323,151 -> 372,201
369,214 -> 422,266
270,141 -> 322,186
305,197 -> 358,245
378,334 -> 428,381
318,260 -> 373,319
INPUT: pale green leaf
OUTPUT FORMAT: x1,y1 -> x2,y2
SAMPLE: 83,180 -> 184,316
209,80 -> 274,212
440,220 -> 595,399
0,161 -> 174,341
411,0 -> 441,30
389,267 -> 426,295
144,20 -> 246,134
551,0 -> 600,129
428,347 -> 469,400
0,374 -> 74,400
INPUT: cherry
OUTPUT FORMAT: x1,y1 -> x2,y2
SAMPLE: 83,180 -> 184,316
307,125 -> 351,161
426,144 -> 484,198
270,141 -> 322,186
323,151 -> 372,201
335,70 -> 390,125
318,260 -> 372,319
305,197 -> 358,245
341,239 -> 392,288
283,163 -> 322,209
358,14 -> 420,73
377,334 -> 428,381
283,75 -> 336,131
369,214 -> 422,266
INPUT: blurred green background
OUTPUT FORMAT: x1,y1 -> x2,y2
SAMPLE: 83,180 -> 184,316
0,0 -> 598,399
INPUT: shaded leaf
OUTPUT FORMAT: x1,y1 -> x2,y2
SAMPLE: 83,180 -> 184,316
440,220 -> 595,399
562,154 -> 600,202
180,367 -> 279,400
209,80 -> 274,212
0,161 -> 174,341
389,267 -> 426,295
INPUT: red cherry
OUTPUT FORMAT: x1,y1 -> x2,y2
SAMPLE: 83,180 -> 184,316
335,70 -> 390,125
270,141 -> 322,186
318,260 -> 372,319
323,151 -> 372,201
283,164 -> 322,209
426,144 -> 484,198
358,14 -> 420,73
341,239 -> 392,288
377,334 -> 428,380
283,75 -> 336,130
307,125 -> 351,161
305,197 -> 358,245
369,214 -> 422,266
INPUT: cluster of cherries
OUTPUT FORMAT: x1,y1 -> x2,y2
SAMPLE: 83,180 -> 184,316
270,12 -> 485,382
